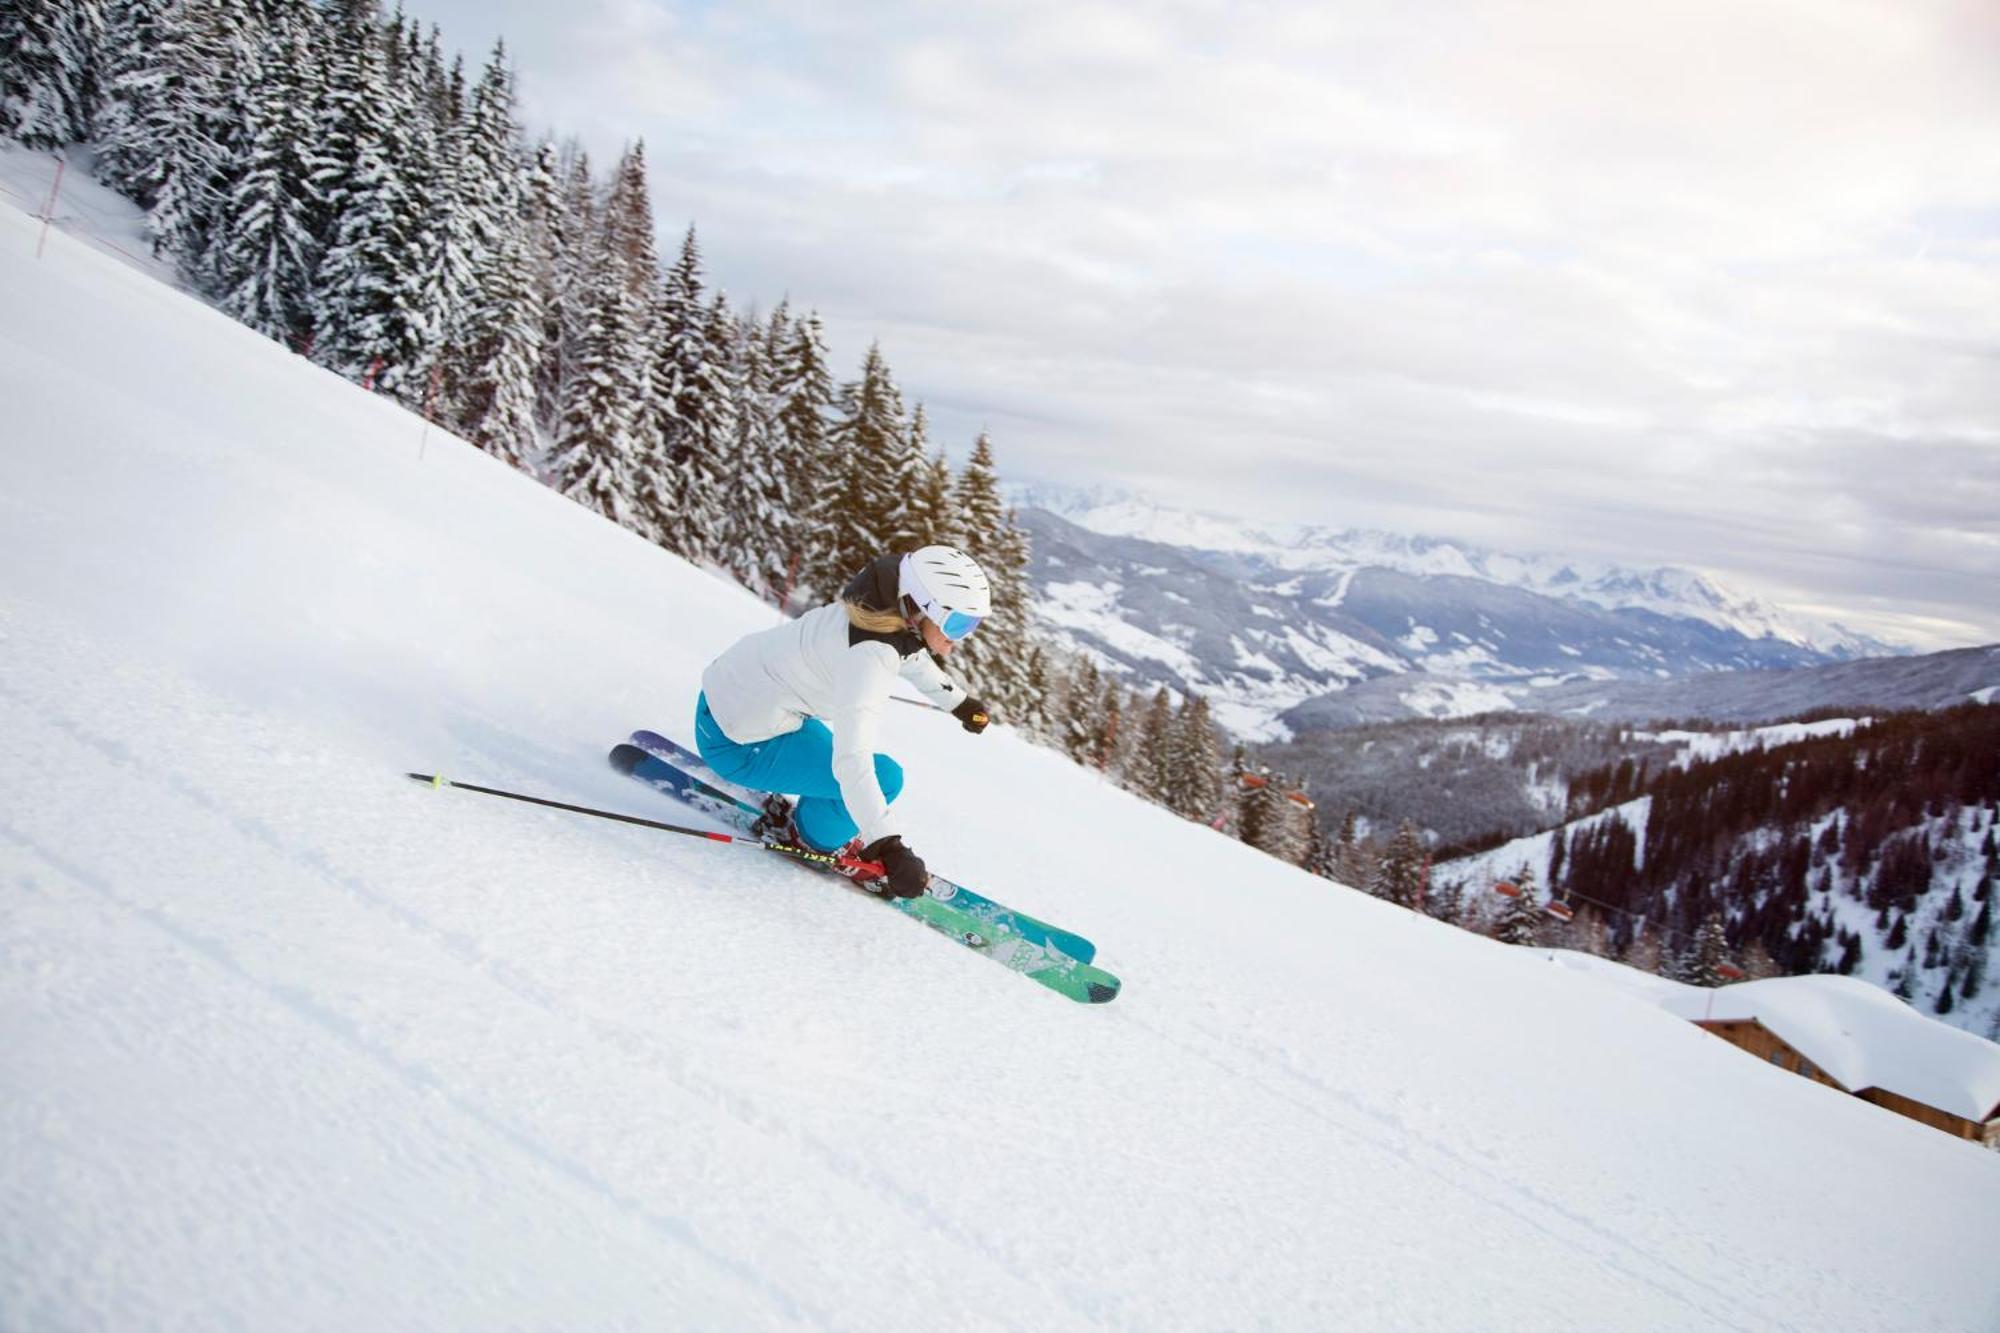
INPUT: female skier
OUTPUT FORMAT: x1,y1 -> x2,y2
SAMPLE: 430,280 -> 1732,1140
694,546 -> 994,899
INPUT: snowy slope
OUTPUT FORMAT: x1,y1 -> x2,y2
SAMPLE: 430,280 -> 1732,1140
5,193 -> 2000,1333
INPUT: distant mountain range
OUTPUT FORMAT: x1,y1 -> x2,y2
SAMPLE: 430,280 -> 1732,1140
1009,488 -> 1987,738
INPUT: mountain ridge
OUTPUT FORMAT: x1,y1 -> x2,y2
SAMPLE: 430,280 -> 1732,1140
1014,495 -> 1921,740
1014,484 -> 1907,660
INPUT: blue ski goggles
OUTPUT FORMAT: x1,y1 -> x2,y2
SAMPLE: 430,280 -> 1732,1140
905,594 -> 984,642
936,609 -> 984,641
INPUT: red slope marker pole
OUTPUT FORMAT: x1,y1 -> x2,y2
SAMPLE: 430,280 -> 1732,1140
36,155 -> 65,260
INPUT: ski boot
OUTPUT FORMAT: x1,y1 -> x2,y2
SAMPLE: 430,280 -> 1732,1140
749,792 -> 800,844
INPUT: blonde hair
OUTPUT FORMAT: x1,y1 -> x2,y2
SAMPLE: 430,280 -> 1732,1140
844,599 -> 909,635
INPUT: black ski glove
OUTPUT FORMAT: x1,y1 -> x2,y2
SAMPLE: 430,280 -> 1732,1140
952,697 -> 991,734
860,835 -> 929,899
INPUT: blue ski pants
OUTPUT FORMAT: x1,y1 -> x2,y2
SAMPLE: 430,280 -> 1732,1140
694,693 -> 904,852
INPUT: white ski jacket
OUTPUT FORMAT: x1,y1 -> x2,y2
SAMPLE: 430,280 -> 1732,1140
700,587 -> 969,846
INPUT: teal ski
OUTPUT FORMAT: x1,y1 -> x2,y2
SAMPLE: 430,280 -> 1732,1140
626,730 -> 1100,964
610,741 -> 1119,1004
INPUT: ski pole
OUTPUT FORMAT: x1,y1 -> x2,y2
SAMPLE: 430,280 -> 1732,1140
404,772 -> 885,877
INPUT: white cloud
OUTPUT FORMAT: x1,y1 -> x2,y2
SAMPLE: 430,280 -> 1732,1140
405,0 -> 2000,649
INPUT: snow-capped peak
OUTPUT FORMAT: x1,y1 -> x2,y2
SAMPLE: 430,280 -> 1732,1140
1009,484 -> 1905,659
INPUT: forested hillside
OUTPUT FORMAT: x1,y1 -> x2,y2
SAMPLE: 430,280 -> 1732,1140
1437,705 -> 2000,1038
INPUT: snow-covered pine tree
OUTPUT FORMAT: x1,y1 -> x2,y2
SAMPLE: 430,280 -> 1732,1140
1678,912 -> 1740,987
1023,643 -> 1055,738
0,0 -> 106,148
1165,693 -> 1223,824
946,433 -> 1036,715
1373,820 -> 1428,907
547,141 -> 658,528
1059,654 -> 1102,766
431,42 -> 524,424
642,228 -> 728,560
1259,773 -> 1312,865
91,0 -> 176,203
1238,764 -> 1278,856
124,0 -> 261,277
312,4 -> 435,391
534,140 -> 592,430
1332,810 -> 1370,889
210,10 -> 326,345
816,342 -> 909,586
1097,680 -> 1128,776
1132,687 -> 1175,806
1303,813 -> 1336,880
719,305 -> 787,594
1493,864 -> 1543,945
379,19 -> 468,408
902,404 -> 933,539
769,308 -> 835,604
1425,876 -> 1465,926
680,289 -> 743,563
908,446 -> 956,550
448,112 -> 546,469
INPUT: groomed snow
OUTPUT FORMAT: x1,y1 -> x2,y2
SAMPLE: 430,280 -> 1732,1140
5,183 -> 2000,1332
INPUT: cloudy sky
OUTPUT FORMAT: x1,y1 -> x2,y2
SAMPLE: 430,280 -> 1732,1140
408,0 -> 2000,650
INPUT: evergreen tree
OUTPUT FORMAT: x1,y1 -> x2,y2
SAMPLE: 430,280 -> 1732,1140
92,0 -> 177,203
431,40 -> 528,432
1303,813 -> 1336,879
817,342 -> 908,584
1131,687 -> 1175,806
1684,913 -> 1737,987
771,308 -> 835,602
693,289 -> 745,558
1165,694 -> 1223,823
1493,864 -> 1542,945
312,5 -> 433,391
548,141 -> 657,526
1061,655 -> 1103,766
1893,947 -> 1918,1000
908,447 -> 956,550
450,105 -> 547,468
530,139 -> 588,430
149,0 -> 263,276
390,23 -> 470,406
1426,876 -> 1465,926
1017,643 -> 1053,738
1836,933 -> 1863,975
948,433 -> 1033,713
0,0 -> 107,148
720,305 -> 788,591
210,11 -> 325,345
1097,680 -> 1126,775
1373,820 -> 1428,907
649,226 -> 721,557
1332,810 -> 1368,888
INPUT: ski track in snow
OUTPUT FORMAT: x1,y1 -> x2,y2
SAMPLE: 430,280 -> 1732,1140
1116,1009 -> 1767,1333
0,639 -> 1099,1329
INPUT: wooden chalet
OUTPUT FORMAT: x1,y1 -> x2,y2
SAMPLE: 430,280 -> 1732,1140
1695,1015 -> 2000,1149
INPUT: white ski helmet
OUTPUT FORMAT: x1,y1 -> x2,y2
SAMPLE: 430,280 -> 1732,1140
899,546 -> 992,641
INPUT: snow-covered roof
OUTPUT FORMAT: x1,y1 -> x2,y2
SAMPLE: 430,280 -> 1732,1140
1544,954 -> 2000,1124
